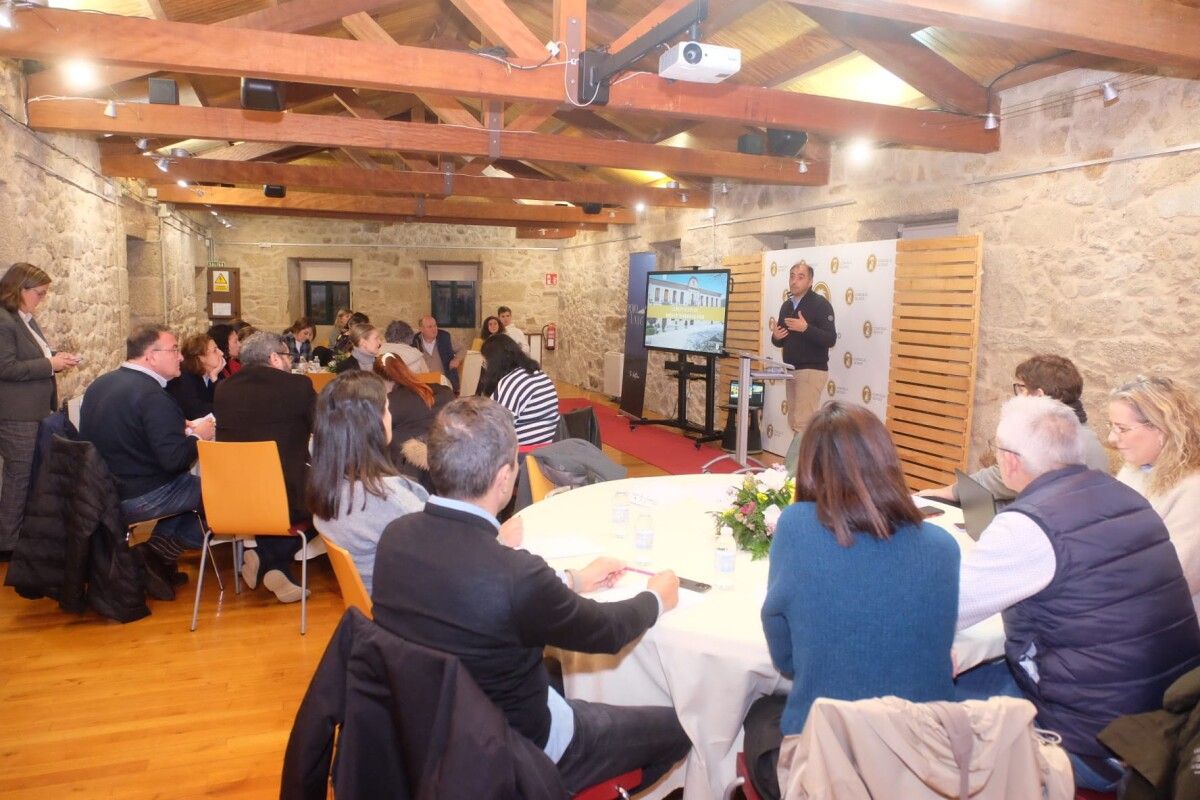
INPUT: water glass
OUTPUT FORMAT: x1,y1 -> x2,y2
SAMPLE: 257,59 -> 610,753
633,512 -> 654,564
611,491 -> 630,538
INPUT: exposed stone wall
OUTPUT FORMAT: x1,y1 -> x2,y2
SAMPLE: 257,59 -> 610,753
207,214 -> 559,357
0,59 -> 210,402
556,69 -> 1200,468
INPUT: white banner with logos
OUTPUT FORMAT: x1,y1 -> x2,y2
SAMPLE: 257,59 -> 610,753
759,240 -> 898,457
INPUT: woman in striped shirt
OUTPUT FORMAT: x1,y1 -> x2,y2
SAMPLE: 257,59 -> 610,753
479,334 -> 559,446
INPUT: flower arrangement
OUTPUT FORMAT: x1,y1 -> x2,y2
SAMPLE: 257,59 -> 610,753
711,466 -> 795,560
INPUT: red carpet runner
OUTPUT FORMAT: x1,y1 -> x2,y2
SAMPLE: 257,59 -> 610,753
560,398 -> 743,475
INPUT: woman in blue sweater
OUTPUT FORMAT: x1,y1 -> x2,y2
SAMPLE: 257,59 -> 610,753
746,402 -> 960,799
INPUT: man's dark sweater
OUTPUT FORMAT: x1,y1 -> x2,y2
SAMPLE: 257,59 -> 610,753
80,366 -> 197,500
771,291 -> 837,371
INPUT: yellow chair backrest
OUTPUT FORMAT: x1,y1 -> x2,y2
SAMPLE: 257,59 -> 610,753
525,455 -> 555,504
322,535 -> 372,618
307,371 -> 337,392
197,440 -> 292,537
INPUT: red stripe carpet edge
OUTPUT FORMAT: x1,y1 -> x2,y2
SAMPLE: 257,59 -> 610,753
559,398 -> 741,475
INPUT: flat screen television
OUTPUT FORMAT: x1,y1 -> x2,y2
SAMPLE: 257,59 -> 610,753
643,269 -> 732,356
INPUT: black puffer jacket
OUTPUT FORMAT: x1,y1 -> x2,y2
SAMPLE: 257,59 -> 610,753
5,434 -> 149,622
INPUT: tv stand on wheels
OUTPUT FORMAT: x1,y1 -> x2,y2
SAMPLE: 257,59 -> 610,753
630,352 -> 721,448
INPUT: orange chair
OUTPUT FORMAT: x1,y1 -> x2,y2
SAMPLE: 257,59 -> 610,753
321,535 -> 371,619
307,371 -> 336,392
525,454 -> 556,503
192,440 -> 312,634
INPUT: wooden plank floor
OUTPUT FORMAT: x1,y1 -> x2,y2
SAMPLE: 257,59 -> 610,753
2,383 -> 770,797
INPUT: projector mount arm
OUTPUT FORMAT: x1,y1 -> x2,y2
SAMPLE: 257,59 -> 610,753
575,0 -> 708,106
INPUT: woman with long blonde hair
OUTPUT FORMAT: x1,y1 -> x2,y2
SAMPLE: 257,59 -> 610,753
1109,375 -> 1200,614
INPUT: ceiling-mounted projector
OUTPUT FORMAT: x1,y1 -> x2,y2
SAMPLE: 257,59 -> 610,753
658,41 -> 741,83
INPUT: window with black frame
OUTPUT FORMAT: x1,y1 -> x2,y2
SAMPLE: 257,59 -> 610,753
304,280 -> 351,325
429,280 -> 476,328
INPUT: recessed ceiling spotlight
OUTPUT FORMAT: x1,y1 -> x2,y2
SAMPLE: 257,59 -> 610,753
63,59 -> 98,90
635,201 -> 646,213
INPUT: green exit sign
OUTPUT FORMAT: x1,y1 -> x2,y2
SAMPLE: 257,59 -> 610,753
208,260 -> 226,267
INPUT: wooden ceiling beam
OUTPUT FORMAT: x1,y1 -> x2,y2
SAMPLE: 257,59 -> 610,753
26,0 -> 411,97
0,9 -> 997,153
516,227 -> 579,240
787,0 -> 1200,69
34,99 -> 827,184
703,0 -> 766,36
800,7 -> 990,114
608,0 -> 694,55
448,0 -> 546,59
103,149 -> 703,209
154,185 -> 632,224
988,52 -> 1122,94
197,206 -> 607,231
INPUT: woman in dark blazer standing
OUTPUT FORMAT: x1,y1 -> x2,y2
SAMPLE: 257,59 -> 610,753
0,263 -> 81,558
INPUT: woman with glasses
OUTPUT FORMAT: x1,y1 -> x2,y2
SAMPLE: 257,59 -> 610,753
166,333 -> 224,419
1110,376 -> 1200,615
0,263 -> 81,559
924,354 -> 1109,503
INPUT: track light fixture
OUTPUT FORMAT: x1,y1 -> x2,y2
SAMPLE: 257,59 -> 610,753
0,0 -> 14,30
154,157 -> 169,173
983,113 -> 999,130
797,160 -> 809,174
176,179 -> 188,188
170,148 -> 191,159
1101,81 -> 1119,103
103,99 -> 117,118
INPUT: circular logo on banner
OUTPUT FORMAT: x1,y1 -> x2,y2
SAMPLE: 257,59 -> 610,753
867,254 -> 878,272
844,287 -> 855,305
862,386 -> 872,404
780,400 -> 788,416
781,288 -> 790,301
766,424 -> 775,439
826,380 -> 836,397
863,320 -> 873,339
769,317 -> 776,330
843,351 -> 853,369
814,281 -> 831,302
770,261 -> 779,277
830,256 -> 840,273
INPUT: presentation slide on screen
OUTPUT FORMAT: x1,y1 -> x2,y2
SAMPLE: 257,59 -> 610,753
644,270 -> 730,355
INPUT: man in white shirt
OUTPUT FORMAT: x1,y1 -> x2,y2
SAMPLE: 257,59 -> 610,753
955,395 -> 1200,792
498,306 -> 529,353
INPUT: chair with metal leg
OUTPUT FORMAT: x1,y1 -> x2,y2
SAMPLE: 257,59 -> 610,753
191,440 -> 310,634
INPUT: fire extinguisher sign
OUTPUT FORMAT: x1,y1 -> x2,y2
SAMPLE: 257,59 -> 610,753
544,272 -> 559,287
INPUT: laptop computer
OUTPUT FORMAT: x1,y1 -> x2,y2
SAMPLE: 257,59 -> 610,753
955,469 -> 997,541
728,379 -> 765,409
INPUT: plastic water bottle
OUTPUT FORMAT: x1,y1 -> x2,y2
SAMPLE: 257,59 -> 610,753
715,526 -> 736,590
611,491 -> 630,538
633,512 -> 654,565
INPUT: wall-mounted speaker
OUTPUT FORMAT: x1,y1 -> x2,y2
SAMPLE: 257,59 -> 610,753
263,185 -> 286,198
241,78 -> 287,112
767,128 -> 808,157
737,133 -> 766,155
148,77 -> 179,105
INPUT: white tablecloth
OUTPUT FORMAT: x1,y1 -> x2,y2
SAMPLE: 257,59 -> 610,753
517,473 -> 1004,800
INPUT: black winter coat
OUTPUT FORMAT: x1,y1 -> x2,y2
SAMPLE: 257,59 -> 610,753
4,434 -> 149,622
280,608 -> 566,800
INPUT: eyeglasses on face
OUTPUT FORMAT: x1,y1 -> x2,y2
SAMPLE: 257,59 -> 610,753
1012,382 -> 1027,395
989,437 -> 1021,457
1107,421 -> 1151,436
150,346 -> 181,354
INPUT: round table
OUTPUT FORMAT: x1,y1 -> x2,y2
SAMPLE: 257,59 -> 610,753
516,473 -> 1004,800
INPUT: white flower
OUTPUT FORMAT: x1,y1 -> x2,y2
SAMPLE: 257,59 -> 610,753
762,504 -> 783,531
758,466 -> 788,492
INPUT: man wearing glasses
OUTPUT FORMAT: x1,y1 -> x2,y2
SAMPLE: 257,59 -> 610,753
924,354 -> 1109,504
213,331 -> 317,603
954,394 -> 1200,793
81,324 -> 215,600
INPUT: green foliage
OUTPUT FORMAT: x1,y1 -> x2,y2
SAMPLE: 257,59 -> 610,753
710,469 -> 794,561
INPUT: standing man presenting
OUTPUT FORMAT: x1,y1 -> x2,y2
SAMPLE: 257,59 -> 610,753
771,262 -> 837,448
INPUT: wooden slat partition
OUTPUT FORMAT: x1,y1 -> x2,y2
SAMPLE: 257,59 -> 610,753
718,254 -> 768,407
886,234 -> 984,491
